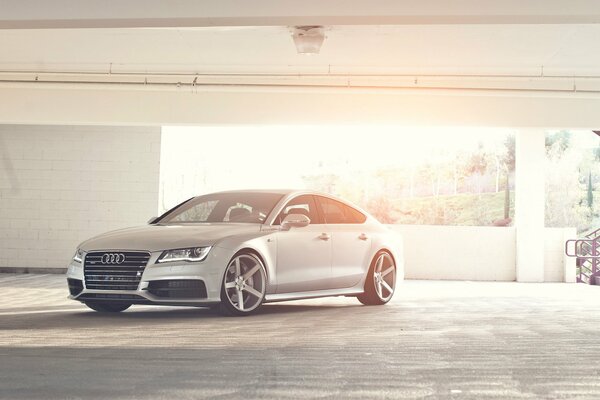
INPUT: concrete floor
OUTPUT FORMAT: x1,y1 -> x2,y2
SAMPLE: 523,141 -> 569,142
1,274 -> 600,399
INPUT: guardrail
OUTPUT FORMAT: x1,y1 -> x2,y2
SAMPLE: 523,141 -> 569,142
565,228 -> 600,285
565,234 -> 600,285
565,239 -> 600,258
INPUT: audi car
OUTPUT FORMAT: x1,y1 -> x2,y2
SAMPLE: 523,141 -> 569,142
66,190 -> 404,316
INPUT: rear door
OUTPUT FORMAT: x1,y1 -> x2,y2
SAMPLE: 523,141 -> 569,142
316,196 -> 371,289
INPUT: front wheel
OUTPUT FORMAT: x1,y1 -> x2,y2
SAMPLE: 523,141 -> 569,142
219,252 -> 267,316
84,302 -> 131,313
357,251 -> 396,306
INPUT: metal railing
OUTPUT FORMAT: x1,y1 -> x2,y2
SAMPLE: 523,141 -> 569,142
565,229 -> 600,284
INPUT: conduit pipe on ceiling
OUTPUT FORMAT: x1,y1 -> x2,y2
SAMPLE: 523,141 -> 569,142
2,70 -> 600,96
3,70 -> 600,80
3,79 -> 600,99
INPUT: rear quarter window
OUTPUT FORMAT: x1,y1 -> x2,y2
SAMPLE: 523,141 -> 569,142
318,197 -> 367,224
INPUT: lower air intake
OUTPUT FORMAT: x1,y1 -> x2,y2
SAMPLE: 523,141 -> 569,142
147,280 -> 207,299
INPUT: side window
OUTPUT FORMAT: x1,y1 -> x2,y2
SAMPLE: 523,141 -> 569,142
317,197 -> 367,224
319,197 -> 347,224
275,195 -> 322,225
344,204 -> 367,224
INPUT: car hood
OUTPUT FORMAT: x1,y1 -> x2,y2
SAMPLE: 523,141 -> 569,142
79,223 -> 262,252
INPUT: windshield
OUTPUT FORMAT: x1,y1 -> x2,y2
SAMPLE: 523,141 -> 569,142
157,192 -> 284,224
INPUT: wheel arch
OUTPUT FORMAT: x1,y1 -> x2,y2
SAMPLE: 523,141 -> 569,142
375,247 -> 396,264
361,242 -> 404,290
369,231 -> 405,281
222,247 -> 270,283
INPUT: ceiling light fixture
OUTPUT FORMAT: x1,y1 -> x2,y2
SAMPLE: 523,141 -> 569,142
290,26 -> 326,55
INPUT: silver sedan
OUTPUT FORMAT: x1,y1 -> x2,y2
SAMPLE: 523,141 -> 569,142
66,190 -> 404,316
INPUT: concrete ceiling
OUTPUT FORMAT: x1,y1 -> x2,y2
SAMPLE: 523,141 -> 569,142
3,0 -> 600,28
2,0 -> 600,127
1,24 -> 599,77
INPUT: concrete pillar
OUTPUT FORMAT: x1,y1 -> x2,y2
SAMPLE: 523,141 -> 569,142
515,129 -> 546,282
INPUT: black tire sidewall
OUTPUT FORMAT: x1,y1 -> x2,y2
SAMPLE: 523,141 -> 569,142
358,250 -> 395,306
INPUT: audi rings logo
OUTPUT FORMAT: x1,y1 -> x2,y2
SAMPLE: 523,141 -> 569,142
101,253 -> 126,265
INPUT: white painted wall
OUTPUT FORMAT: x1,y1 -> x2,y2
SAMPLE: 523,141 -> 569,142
545,227 -> 577,283
0,125 -> 161,271
392,225 -> 576,282
393,225 -> 517,281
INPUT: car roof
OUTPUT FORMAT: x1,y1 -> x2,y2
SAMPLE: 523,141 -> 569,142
211,189 -> 294,194
210,189 -> 309,196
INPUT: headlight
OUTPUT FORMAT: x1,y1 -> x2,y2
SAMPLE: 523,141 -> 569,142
72,249 -> 84,263
156,247 -> 212,263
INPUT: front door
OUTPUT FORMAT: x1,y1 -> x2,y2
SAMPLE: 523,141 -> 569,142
274,195 -> 331,293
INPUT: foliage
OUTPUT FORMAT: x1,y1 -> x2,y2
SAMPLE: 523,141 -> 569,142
545,134 -> 599,232
545,130 -> 572,154
503,134 -> 516,172
391,192 -> 513,226
588,172 -> 594,209
300,131 -> 597,230
301,133 -> 516,226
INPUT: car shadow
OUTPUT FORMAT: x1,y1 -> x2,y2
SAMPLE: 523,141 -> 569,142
1,301 -> 367,330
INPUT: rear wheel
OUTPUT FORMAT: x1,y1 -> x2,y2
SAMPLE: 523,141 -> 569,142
219,252 -> 267,316
84,302 -> 131,313
357,251 -> 396,306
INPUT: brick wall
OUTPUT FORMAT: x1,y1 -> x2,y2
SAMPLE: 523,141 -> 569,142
0,125 -> 161,271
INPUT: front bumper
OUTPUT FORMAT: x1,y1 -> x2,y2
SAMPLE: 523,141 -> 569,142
66,247 -> 231,306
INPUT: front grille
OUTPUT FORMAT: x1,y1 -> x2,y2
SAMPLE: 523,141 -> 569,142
84,251 -> 150,291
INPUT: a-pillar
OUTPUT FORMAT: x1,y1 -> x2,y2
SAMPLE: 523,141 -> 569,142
515,129 -> 546,282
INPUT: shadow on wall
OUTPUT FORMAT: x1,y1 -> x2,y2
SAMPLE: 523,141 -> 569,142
0,135 -> 20,194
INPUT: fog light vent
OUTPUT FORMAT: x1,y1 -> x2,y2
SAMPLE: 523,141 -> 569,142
67,278 -> 83,296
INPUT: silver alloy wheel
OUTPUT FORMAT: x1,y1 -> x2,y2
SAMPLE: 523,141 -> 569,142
223,254 -> 266,312
373,252 -> 396,302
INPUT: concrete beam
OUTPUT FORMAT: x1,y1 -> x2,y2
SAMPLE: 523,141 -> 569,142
2,0 -> 600,29
2,85 -> 600,128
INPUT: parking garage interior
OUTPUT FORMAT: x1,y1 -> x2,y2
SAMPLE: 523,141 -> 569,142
1,1 -> 600,399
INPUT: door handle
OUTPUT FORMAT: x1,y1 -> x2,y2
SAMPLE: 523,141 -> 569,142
318,233 -> 331,241
358,233 -> 369,241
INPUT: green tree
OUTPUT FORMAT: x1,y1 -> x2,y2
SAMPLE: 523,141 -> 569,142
502,134 -> 515,220
545,137 -> 593,232
587,171 -> 594,208
545,130 -> 572,155
465,142 -> 488,196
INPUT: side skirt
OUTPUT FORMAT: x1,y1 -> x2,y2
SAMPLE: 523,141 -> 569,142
264,287 -> 364,303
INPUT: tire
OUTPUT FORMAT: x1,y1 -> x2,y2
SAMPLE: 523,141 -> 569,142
357,250 -> 396,306
85,302 -> 132,313
219,251 -> 267,316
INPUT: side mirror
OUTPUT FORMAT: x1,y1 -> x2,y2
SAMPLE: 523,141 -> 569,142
281,213 -> 310,231
147,216 -> 158,224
